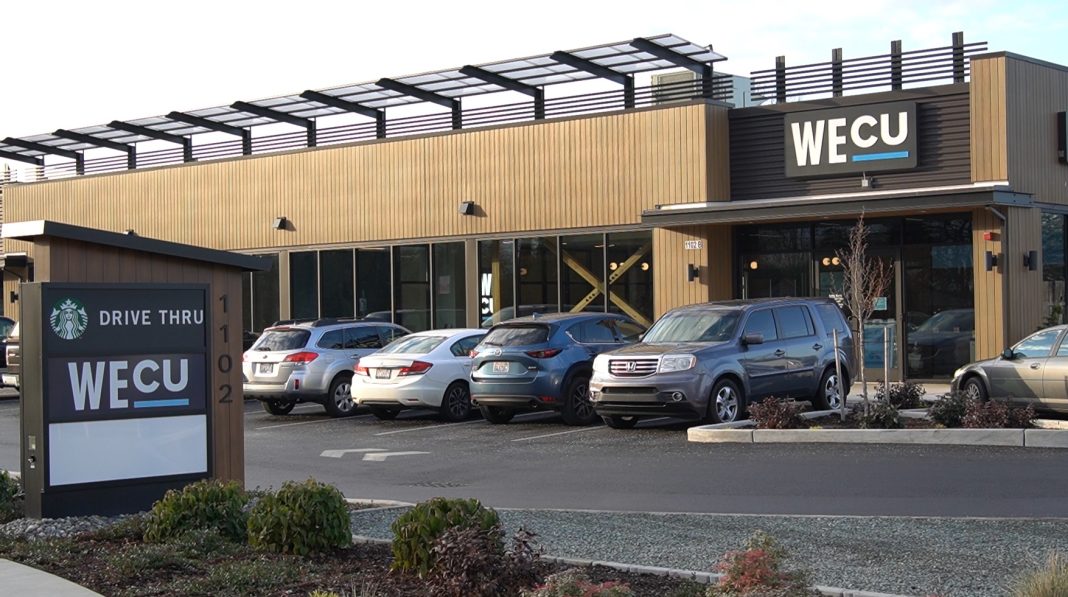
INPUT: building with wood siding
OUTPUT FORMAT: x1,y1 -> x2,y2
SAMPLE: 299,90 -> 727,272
2,33 -> 1068,382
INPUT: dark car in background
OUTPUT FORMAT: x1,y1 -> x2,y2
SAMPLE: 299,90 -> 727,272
1,320 -> 19,390
590,298 -> 855,427
469,312 -> 645,425
906,309 -> 974,377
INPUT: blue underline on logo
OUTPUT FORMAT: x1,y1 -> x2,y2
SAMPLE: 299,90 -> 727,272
133,399 -> 189,408
852,151 -> 910,162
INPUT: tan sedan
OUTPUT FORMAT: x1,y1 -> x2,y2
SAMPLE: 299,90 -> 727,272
951,325 -> 1068,414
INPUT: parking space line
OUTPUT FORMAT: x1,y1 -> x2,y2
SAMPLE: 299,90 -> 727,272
373,418 -> 485,436
255,415 -> 370,430
511,426 -> 606,442
512,411 -> 559,420
637,417 -> 670,425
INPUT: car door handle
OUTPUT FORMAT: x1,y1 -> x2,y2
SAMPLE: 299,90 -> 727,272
812,343 -> 823,350
774,349 -> 786,357
1031,362 -> 1041,369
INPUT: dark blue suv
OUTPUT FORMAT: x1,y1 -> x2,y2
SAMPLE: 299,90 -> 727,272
469,312 -> 646,425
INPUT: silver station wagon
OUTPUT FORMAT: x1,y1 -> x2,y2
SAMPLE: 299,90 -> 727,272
589,298 -> 855,428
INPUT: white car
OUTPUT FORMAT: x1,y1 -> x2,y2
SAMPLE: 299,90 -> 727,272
353,329 -> 486,421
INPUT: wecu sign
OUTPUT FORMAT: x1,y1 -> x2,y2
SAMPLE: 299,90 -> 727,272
784,101 -> 918,178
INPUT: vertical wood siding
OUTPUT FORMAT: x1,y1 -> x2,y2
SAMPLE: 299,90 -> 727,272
972,208 -> 1005,358
1005,56 -> 1068,204
1005,206 -> 1044,342
970,55 -> 1008,183
5,104 -> 724,254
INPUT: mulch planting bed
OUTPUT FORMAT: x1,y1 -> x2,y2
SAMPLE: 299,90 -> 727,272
803,415 -> 937,429
0,529 -> 708,596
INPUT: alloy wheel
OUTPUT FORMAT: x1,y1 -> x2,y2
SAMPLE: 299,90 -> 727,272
446,384 -> 470,419
334,381 -> 353,412
716,386 -> 739,422
824,374 -> 842,410
572,381 -> 594,420
963,380 -> 982,401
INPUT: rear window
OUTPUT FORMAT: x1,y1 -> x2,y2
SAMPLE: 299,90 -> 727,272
815,304 -> 849,336
380,335 -> 446,355
482,324 -> 550,347
252,329 -> 310,351
643,310 -> 740,343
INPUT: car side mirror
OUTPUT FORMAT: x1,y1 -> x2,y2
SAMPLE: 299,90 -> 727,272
742,332 -> 764,346
637,333 -> 645,342
1001,348 -> 1015,360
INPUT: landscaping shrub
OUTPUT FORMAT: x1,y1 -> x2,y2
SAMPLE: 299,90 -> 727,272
854,401 -> 903,429
927,391 -> 971,428
1012,552 -> 1068,597
522,568 -> 634,597
144,479 -> 248,543
707,531 -> 819,597
0,470 -> 22,524
88,513 -> 149,541
390,497 -> 500,576
749,398 -> 804,430
962,400 -> 1034,429
428,525 -> 540,597
247,479 -> 351,555
876,381 -> 926,409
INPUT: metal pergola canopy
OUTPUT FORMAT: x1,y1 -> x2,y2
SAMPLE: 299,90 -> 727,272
0,34 -> 724,165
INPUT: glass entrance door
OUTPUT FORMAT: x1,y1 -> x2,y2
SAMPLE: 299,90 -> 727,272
816,250 -> 903,383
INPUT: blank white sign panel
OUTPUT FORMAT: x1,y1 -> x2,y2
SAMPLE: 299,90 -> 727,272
49,415 -> 207,486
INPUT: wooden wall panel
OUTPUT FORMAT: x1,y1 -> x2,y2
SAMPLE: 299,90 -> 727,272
1005,206 -> 1044,342
705,105 -> 731,201
972,208 -> 1004,358
970,55 -> 1008,183
5,103 -> 713,256
653,225 -> 709,316
1004,56 -> 1068,204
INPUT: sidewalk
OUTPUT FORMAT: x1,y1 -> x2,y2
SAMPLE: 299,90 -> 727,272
0,559 -> 101,596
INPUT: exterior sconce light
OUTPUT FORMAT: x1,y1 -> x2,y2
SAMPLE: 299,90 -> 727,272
458,201 -> 475,215
609,262 -> 619,271
273,216 -> 288,230
687,264 -> 700,282
640,262 -> 650,271
749,260 -> 759,271
821,256 -> 841,266
1024,250 -> 1038,271
124,229 -> 137,236
985,250 -> 999,271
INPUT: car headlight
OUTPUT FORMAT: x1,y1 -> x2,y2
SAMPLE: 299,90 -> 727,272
592,354 -> 609,374
658,354 -> 696,373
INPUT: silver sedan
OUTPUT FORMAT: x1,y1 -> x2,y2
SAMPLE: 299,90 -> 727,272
952,324 -> 1068,413
353,329 -> 486,421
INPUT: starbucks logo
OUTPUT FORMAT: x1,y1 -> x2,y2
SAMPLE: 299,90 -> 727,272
50,298 -> 89,340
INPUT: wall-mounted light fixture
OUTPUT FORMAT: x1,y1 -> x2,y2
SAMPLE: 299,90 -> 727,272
820,256 -> 842,267
748,260 -> 759,271
1024,250 -> 1039,271
458,201 -> 475,215
687,264 -> 700,282
272,216 -> 288,230
985,250 -> 999,272
124,229 -> 137,236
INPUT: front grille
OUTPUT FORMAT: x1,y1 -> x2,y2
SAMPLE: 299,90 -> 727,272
609,358 -> 658,377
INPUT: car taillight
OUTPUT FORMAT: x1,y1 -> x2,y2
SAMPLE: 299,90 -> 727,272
283,351 -> 319,364
355,364 -> 369,376
398,361 -> 432,376
526,348 -> 562,359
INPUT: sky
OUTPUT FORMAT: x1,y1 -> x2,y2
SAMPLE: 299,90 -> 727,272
1,0 -> 1066,167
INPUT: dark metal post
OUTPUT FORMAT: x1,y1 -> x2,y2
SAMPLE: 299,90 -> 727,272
375,111 -> 387,139
623,76 -> 635,109
890,40 -> 903,90
451,99 -> 462,130
831,48 -> 843,97
241,130 -> 252,155
775,56 -> 786,103
533,88 -> 546,120
182,139 -> 194,162
126,148 -> 136,170
701,64 -> 714,99
306,122 -> 317,148
952,31 -> 965,83
75,154 -> 85,176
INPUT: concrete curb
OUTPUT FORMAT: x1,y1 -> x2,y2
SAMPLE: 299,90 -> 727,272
1033,418 -> 1068,430
349,534 -> 916,596
345,498 -> 414,509
688,426 -> 1068,448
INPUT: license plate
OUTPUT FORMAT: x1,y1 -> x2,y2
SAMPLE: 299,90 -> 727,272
375,368 -> 392,379
257,363 -> 273,374
492,361 -> 510,373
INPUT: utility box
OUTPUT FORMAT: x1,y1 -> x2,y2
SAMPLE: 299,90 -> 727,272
2,221 -> 268,518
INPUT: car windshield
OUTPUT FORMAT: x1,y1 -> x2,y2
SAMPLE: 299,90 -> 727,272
642,310 -> 741,343
915,310 -> 973,333
379,335 -> 446,355
252,329 -> 311,351
482,324 -> 550,346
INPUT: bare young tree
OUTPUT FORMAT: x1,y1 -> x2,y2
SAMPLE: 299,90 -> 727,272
835,214 -> 893,414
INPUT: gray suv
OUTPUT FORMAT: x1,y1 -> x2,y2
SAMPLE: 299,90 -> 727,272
242,319 -> 410,417
589,298 -> 855,428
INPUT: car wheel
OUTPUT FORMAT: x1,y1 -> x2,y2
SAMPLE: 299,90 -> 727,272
323,374 -> 357,418
962,376 -> 988,402
602,415 -> 639,429
369,406 -> 400,420
439,381 -> 472,422
812,368 -> 845,411
708,378 -> 745,424
561,375 -> 596,426
261,400 -> 295,416
479,405 -> 515,424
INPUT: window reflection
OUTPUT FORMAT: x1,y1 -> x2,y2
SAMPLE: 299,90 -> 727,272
560,234 -> 605,314
607,231 -> 653,327
356,248 -> 391,320
393,245 -> 430,332
289,251 -> 318,320
433,242 -> 466,329
478,240 -> 514,327
1043,213 -> 1066,326
319,249 -> 354,319
517,237 -> 559,318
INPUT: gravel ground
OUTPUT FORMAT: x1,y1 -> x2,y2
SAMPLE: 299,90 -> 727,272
0,514 -> 126,540
350,507 -> 1068,597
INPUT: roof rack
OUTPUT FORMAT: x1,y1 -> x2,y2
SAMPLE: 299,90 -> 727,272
270,317 -> 361,327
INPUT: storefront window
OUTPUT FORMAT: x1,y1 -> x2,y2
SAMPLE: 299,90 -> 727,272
741,253 -> 812,298
289,251 -> 319,320
248,253 -> 279,333
607,231 -> 654,326
393,245 -> 431,332
1043,213 -> 1066,326
433,242 -> 466,328
319,249 -> 354,319
560,234 -> 605,314
478,239 -> 515,327
355,248 -> 391,320
517,237 -> 559,318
